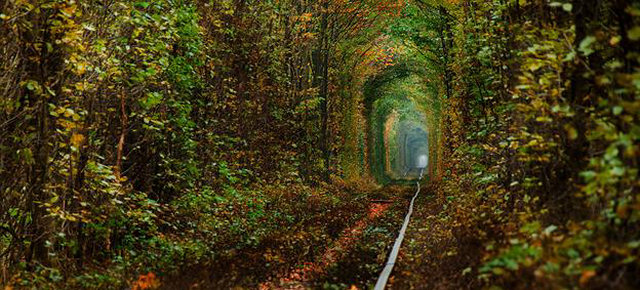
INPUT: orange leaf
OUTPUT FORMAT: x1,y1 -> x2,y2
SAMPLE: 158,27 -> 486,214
579,270 -> 596,286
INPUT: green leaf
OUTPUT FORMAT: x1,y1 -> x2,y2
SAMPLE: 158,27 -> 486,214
46,86 -> 56,96
8,208 -> 19,217
562,3 -> 573,12
492,267 -> 505,275
604,146 -> 619,161
134,2 -> 150,8
580,171 -> 596,181
141,92 -> 163,109
628,240 -> 640,248
26,82 -> 35,91
628,26 -> 640,41
543,225 -> 557,235
610,167 -> 625,176
622,256 -> 635,264
520,221 -> 541,234
613,106 -> 623,115
579,36 -> 597,56
505,259 -> 519,270
82,23 -> 96,32
563,51 -> 576,62
567,248 -> 580,259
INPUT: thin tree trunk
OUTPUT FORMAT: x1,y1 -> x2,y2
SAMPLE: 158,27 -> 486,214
115,93 -> 127,181
319,0 -> 331,181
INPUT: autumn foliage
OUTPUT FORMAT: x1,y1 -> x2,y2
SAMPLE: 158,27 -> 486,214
1,0 -> 639,289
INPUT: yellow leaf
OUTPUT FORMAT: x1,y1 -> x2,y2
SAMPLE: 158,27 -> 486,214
609,36 -> 621,46
71,133 -> 85,147
535,116 -> 552,123
60,5 -> 76,17
77,62 -> 87,75
564,124 -> 578,140
75,82 -> 85,91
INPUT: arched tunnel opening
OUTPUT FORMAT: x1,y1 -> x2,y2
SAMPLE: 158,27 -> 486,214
384,111 -> 430,181
364,62 -> 441,184
398,125 -> 428,177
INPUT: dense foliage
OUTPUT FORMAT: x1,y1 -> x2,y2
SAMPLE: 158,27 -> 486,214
1,0 -> 638,289
403,0 -> 640,288
0,0 -> 404,287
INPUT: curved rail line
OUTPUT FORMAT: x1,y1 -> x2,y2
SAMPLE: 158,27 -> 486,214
374,169 -> 424,290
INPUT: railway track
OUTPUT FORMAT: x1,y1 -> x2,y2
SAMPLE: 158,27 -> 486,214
374,169 -> 424,290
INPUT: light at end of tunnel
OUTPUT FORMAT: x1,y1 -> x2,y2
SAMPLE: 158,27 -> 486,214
416,154 -> 428,169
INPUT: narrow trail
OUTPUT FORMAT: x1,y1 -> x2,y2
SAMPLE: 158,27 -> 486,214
256,178 -> 426,290
260,202 -> 392,289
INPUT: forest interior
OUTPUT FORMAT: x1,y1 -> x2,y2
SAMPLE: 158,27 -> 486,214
1,0 -> 640,289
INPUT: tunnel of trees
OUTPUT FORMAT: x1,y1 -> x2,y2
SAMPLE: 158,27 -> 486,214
365,62 -> 438,183
1,0 -> 639,289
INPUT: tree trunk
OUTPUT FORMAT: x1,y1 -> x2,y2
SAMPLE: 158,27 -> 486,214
319,0 -> 331,181
568,0 -> 597,166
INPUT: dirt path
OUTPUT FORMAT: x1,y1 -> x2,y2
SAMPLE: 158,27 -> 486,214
259,202 -> 393,289
387,189 -> 479,290
256,185 -> 422,289
159,186 -> 414,290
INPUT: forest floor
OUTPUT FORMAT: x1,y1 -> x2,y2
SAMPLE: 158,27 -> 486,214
389,185 -> 478,290
159,186 -> 415,289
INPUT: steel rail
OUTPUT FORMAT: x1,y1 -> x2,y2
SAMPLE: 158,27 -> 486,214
374,169 -> 424,290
